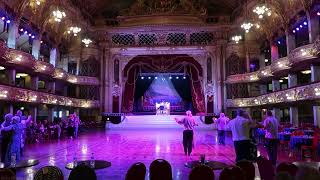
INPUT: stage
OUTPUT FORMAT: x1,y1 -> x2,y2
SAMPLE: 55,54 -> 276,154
17,129 -> 293,179
108,115 -> 214,130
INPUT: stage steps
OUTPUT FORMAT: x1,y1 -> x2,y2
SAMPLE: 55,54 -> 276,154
108,115 -> 214,130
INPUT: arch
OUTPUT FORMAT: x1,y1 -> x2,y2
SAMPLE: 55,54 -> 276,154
226,53 -> 245,76
121,54 -> 205,113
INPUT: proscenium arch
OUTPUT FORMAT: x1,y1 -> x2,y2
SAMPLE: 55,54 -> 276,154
121,54 -> 205,113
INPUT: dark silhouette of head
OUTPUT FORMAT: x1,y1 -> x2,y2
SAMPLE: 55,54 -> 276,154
149,159 -> 172,180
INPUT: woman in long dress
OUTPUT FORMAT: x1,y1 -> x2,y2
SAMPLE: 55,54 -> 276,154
0,116 -> 23,165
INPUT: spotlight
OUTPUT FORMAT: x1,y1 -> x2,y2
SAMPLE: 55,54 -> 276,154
279,79 -> 283,83
6,20 -> 10,24
296,27 -> 300,31
20,28 -> 23,32
141,76 -> 144,80
155,77 -> 158,79
277,41 -> 281,45
176,77 -> 179,79
317,12 -> 320,16
183,76 -> 186,79
1,17 -> 5,20
303,21 -> 307,25
28,33 -> 32,37
169,76 -> 172,79
299,25 -> 303,28
24,31 -> 28,34
148,77 -> 151,79
31,35 -> 35,39
265,59 -> 269,62
293,30 -> 295,33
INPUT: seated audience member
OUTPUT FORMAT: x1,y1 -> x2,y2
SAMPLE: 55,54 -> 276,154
275,172 -> 293,180
219,166 -> 245,180
125,162 -> 146,180
295,166 -> 320,180
189,165 -> 214,180
149,159 -> 172,180
68,164 -> 97,180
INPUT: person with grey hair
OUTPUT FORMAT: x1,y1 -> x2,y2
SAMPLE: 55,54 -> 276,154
0,116 -> 24,165
174,110 -> 198,157
227,109 -> 255,162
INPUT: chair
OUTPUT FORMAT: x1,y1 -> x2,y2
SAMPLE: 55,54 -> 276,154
219,166 -> 245,180
149,159 -> 172,180
68,164 -> 97,180
0,168 -> 16,180
34,166 -> 63,180
301,132 -> 319,160
236,160 -> 255,180
189,165 -> 214,180
256,156 -> 275,180
125,162 -> 146,180
276,162 -> 298,176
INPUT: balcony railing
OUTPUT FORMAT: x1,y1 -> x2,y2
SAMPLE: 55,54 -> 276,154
0,42 -> 100,86
226,81 -> 320,108
226,39 -> 320,84
0,84 -> 99,108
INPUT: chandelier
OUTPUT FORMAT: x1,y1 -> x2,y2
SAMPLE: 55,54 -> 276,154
52,10 -> 66,22
232,35 -> 242,43
82,38 -> 92,47
67,27 -> 81,36
241,22 -> 253,33
253,5 -> 271,19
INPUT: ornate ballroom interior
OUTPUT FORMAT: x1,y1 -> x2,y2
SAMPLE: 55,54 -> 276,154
0,0 -> 320,179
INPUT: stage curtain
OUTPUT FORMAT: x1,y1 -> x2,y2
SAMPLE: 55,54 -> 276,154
134,78 -> 154,100
112,96 -> 119,113
171,77 -> 193,110
187,65 -> 205,113
122,67 -> 138,113
207,95 -> 214,113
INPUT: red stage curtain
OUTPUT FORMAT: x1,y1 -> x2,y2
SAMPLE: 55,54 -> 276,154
122,67 -> 138,113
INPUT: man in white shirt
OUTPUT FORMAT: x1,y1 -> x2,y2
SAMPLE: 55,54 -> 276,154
263,110 -> 279,166
215,113 -> 229,145
227,109 -> 254,162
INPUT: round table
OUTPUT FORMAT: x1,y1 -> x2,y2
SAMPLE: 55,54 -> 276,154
185,160 -> 229,170
290,136 -> 313,150
278,133 -> 291,141
65,160 -> 111,170
3,159 -> 39,168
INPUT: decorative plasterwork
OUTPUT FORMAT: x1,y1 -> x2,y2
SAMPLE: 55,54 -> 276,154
205,83 -> 215,97
0,85 -> 99,108
112,84 -> 121,97
226,81 -> 320,108
226,41 -> 319,84
0,42 -> 99,86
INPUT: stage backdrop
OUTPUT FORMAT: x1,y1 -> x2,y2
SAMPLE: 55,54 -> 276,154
122,55 -> 205,113
134,74 -> 192,112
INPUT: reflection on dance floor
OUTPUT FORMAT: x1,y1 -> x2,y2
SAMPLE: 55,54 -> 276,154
18,129 -> 290,179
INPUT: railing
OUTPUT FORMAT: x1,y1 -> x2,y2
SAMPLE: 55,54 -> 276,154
0,84 -> 100,108
226,40 -> 320,84
0,42 -> 100,86
226,81 -> 320,108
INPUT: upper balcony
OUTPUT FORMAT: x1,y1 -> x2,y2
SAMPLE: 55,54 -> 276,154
226,40 -> 320,84
226,80 -> 320,108
0,42 -> 100,86
0,84 -> 99,108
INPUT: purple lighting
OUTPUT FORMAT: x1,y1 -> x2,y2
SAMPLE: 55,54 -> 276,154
31,35 -> 35,39
20,28 -> 24,32
1,17 -> 5,20
303,21 -> 307,25
277,41 -> 281,45
6,20 -> 10,24
317,12 -> 320,16
24,31 -> 28,34
293,30 -> 296,33
296,27 -> 300,31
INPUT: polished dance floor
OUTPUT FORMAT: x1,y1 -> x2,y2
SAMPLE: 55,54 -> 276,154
18,129 -> 293,180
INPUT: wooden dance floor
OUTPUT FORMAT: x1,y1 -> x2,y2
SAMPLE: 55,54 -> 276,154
18,129 -> 294,179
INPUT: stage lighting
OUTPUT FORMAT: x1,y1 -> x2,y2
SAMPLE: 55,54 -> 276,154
141,76 -> 144,79
148,77 -> 151,79
183,76 -> 186,79
155,77 -> 158,79
176,77 -> 179,79
169,76 -> 172,79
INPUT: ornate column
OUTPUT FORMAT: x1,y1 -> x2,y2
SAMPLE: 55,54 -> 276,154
307,12 -> 319,43
50,47 -> 57,67
7,21 -> 18,49
286,30 -> 295,54
32,38 -> 41,60
31,75 -> 39,91
214,39 -> 227,114
6,68 -> 16,85
272,79 -> 280,91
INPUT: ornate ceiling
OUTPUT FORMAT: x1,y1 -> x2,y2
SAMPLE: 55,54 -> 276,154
71,0 -> 244,20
